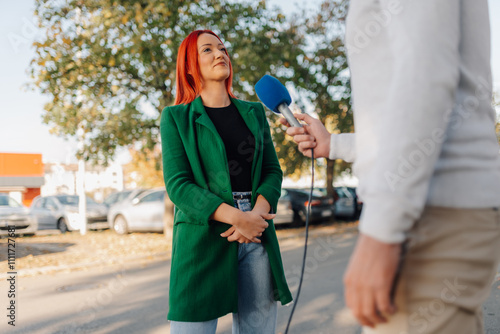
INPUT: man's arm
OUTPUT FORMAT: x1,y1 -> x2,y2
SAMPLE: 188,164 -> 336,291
344,0 -> 461,328
357,0 -> 460,244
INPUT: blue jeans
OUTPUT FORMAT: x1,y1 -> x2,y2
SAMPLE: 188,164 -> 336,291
170,192 -> 277,334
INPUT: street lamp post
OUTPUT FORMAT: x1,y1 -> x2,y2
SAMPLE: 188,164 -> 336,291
77,126 -> 87,235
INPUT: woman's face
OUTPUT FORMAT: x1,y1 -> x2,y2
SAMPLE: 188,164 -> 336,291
196,33 -> 230,84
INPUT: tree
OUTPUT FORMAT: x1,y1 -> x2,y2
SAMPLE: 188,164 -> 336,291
272,0 -> 352,196
122,147 -> 164,188
29,0 -> 353,196
29,0 -> 304,165
29,0 -> 313,238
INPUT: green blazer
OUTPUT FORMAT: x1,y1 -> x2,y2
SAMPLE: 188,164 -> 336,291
160,96 -> 292,322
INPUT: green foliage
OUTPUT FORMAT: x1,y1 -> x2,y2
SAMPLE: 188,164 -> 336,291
29,0 -> 302,164
123,147 -> 164,188
271,0 -> 352,193
29,0 -> 354,189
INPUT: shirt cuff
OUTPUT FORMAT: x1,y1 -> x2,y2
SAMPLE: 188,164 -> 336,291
329,133 -> 356,162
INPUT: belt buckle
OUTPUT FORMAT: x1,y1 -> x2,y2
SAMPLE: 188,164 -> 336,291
233,193 -> 251,200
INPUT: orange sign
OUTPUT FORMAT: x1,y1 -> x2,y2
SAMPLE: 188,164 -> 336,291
0,153 -> 44,177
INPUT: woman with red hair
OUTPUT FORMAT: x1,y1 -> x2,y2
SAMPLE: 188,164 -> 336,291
160,30 -> 292,333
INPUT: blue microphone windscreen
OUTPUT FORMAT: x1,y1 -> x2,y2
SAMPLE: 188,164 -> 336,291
255,75 -> 292,113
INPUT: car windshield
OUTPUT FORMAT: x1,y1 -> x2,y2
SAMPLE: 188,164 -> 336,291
104,190 -> 133,205
55,195 -> 97,206
117,190 -> 133,201
336,187 -> 352,198
0,196 -> 22,207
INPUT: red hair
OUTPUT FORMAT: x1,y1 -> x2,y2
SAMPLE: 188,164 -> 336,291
174,30 -> 235,105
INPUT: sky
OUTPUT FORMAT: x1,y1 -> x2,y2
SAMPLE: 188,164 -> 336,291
1,0 -> 499,164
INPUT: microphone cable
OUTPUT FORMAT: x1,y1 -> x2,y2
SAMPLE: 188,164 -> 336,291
284,148 -> 314,334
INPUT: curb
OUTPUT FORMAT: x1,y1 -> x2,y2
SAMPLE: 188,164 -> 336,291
275,222 -> 359,242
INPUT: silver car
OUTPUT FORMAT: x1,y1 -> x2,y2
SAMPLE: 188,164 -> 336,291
274,190 -> 295,225
30,195 -> 108,233
0,194 -> 37,236
334,186 -> 360,219
108,188 -> 166,234
103,189 -> 146,208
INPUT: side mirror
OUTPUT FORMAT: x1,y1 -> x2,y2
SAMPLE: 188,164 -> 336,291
131,198 -> 140,205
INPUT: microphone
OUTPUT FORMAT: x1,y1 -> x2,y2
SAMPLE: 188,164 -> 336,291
255,75 -> 302,128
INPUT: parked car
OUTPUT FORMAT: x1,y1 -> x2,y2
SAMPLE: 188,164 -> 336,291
346,187 -> 363,215
334,186 -> 363,219
30,195 -> 108,233
0,194 -> 37,236
282,188 -> 335,226
108,188 -> 166,234
274,190 -> 295,225
103,189 -> 145,208
102,189 -> 146,218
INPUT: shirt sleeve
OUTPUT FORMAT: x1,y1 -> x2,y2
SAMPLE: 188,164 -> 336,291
358,0 -> 461,243
329,133 -> 356,163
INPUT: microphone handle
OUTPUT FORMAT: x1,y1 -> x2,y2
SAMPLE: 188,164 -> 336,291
277,104 -> 302,128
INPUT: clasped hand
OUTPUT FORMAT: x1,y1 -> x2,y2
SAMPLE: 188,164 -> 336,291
220,210 -> 274,244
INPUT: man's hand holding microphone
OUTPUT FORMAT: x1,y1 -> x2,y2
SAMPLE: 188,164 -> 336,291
278,114 -> 331,159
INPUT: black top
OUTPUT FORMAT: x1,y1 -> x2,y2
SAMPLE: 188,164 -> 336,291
204,102 -> 255,192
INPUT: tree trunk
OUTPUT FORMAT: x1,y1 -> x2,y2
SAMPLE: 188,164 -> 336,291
326,159 -> 336,197
326,159 -> 337,222
163,194 -> 175,242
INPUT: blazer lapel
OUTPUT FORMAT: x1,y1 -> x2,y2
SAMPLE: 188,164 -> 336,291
192,96 -> 219,137
231,98 -> 257,133
193,96 -> 261,153
191,96 -> 232,200
191,96 -> 264,202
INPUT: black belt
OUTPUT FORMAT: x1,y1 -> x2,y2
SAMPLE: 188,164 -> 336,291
232,193 -> 252,200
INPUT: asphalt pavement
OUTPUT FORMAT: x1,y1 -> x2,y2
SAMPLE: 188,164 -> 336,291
1,229 -> 499,334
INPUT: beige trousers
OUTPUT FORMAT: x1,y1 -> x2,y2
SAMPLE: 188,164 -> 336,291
364,207 -> 500,334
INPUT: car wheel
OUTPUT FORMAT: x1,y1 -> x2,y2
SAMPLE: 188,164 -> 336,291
291,210 -> 305,227
58,218 -> 68,233
114,215 -> 129,235
298,209 -> 307,222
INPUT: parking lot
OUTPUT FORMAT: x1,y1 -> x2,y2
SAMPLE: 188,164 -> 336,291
1,187 -> 360,237
1,222 -> 499,334
0,218 -> 358,277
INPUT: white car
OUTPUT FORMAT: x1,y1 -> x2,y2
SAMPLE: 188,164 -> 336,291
103,189 -> 145,208
0,194 -> 37,236
108,188 -> 167,234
